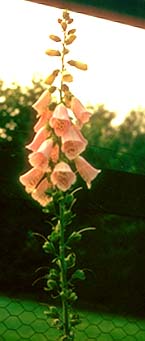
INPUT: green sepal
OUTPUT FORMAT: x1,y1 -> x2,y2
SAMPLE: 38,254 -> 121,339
65,253 -> 76,269
60,333 -> 74,341
67,231 -> 82,244
42,201 -> 54,214
63,210 -> 75,225
68,290 -> 78,302
44,306 -> 59,318
64,193 -> 74,207
46,279 -> 57,290
60,336 -> 71,341
70,314 -> 81,326
51,318 -> 61,329
56,258 -> 61,269
52,190 -> 64,202
49,230 -> 60,243
42,241 -> 55,254
60,290 -> 65,299
48,268 -> 59,280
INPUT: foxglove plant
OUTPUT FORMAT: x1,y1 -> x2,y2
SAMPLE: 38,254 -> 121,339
19,9 -> 101,340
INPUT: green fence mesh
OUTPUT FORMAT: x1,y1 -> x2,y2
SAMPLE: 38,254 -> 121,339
0,295 -> 145,340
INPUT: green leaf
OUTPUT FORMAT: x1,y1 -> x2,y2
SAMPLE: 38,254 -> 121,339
71,269 -> 86,281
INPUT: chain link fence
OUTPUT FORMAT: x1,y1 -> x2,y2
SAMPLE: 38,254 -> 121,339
0,294 -> 145,340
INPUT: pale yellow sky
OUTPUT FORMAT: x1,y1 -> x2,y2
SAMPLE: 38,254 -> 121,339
1,0 -> 145,125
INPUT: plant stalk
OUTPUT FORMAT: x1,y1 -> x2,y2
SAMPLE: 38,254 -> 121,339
60,17 -> 67,102
59,200 -> 70,338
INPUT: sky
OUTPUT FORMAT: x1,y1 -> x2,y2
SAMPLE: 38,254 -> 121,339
0,0 -> 145,125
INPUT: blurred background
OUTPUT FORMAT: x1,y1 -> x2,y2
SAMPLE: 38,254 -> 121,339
1,0 -> 145,318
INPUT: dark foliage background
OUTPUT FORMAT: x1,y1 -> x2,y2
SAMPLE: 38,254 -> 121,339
1,79 -> 145,316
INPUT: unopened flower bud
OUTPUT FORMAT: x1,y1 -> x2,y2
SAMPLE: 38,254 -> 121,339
66,35 -> 76,45
49,86 -> 57,94
62,73 -> 73,82
67,60 -> 88,70
68,29 -> 76,35
68,18 -> 73,24
61,21 -> 67,31
45,49 -> 61,56
49,34 -> 61,42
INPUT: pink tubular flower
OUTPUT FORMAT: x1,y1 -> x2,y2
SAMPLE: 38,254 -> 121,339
51,161 -> 76,191
74,156 -> 101,188
19,168 -> 44,193
71,97 -> 91,125
32,89 -> 51,116
61,124 -> 88,160
49,103 -> 71,136
50,143 -> 59,164
26,126 -> 50,152
31,177 -> 52,207
28,138 -> 53,170
34,110 -> 52,132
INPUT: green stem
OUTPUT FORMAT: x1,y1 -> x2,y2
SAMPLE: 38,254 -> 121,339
59,199 -> 70,337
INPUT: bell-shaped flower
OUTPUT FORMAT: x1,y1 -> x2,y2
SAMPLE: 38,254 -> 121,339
34,110 -> 52,132
51,161 -> 76,191
26,126 -> 50,152
61,124 -> 87,160
19,168 -> 44,193
74,156 -> 101,188
28,138 -> 53,171
31,177 -> 52,207
49,103 -> 71,136
71,97 -> 91,125
32,89 -> 51,116
50,143 -> 59,164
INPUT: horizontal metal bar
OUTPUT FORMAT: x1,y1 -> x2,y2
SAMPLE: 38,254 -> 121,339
25,0 -> 145,29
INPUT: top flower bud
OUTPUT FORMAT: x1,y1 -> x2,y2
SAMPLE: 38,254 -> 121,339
63,10 -> 70,20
